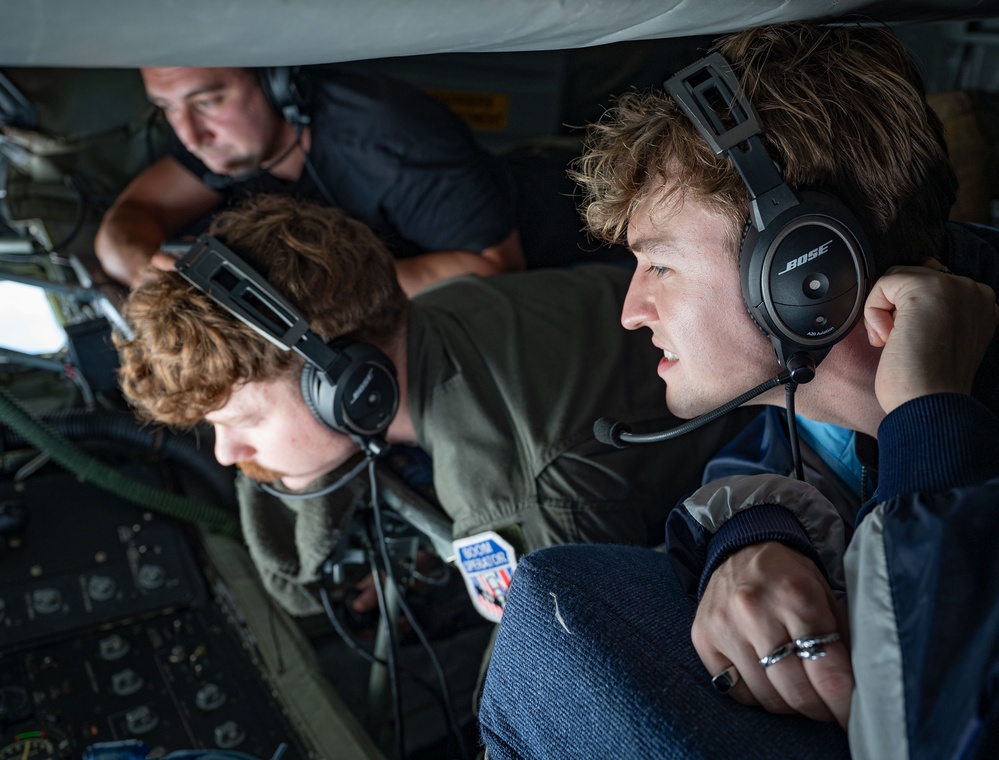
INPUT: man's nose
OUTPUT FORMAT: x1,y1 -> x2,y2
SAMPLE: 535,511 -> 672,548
213,429 -> 252,467
169,108 -> 209,151
621,268 -> 658,331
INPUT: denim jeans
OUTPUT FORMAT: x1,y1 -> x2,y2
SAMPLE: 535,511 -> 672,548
479,544 -> 850,760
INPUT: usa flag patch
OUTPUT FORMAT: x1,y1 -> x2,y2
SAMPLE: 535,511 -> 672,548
453,531 -> 518,623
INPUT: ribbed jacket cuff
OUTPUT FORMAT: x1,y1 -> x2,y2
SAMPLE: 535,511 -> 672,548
699,503 -> 820,599
877,393 -> 999,500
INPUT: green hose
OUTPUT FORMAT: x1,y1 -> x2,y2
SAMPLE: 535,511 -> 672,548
0,386 -> 241,537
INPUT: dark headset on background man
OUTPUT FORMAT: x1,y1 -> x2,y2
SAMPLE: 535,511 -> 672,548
595,52 -> 873,480
257,66 -> 311,132
199,66 -> 337,206
197,66 -> 306,190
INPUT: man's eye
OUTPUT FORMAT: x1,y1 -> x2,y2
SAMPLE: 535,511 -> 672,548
194,96 -> 223,112
645,265 -> 670,278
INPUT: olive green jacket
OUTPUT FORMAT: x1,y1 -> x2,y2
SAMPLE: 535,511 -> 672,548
239,265 -> 754,615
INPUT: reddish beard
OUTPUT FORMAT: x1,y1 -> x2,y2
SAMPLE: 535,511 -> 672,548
236,460 -> 285,483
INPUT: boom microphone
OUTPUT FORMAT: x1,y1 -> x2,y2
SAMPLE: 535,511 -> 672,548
593,417 -> 629,448
595,353 -> 816,449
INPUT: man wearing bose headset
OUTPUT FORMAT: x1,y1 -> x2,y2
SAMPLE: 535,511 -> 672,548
114,192 -> 753,623
95,65 -> 524,294
478,23 -> 999,760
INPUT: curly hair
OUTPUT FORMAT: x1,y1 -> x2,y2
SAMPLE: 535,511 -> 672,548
116,194 -> 407,426
574,23 -> 958,275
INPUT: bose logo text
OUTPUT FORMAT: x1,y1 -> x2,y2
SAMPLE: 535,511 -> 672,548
777,240 -> 832,275
350,368 -> 375,406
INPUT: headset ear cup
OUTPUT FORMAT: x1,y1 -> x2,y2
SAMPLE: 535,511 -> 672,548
334,344 -> 399,436
257,67 -> 284,114
738,216 -> 773,340
300,362 -> 338,430
257,66 -> 308,129
742,190 -> 872,366
299,345 -> 400,439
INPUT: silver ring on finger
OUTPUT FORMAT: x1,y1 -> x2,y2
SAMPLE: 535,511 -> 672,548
797,645 -> 829,660
794,631 -> 840,661
794,632 -> 841,650
759,642 -> 796,668
710,666 -> 740,694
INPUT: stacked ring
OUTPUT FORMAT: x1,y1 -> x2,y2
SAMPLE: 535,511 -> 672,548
758,632 -> 842,669
758,642 -> 797,668
794,633 -> 841,650
795,632 -> 841,660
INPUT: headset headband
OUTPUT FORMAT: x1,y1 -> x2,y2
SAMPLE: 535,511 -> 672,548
176,235 -> 347,377
664,52 -> 799,230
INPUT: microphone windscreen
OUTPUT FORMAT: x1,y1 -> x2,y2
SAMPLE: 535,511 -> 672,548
593,417 -> 629,449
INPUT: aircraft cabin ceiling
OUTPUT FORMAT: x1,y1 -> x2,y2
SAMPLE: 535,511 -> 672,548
4,0 -> 999,66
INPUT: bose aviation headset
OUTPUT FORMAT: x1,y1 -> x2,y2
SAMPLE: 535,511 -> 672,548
595,52 -> 875,474
175,235 -> 399,457
664,52 -> 873,373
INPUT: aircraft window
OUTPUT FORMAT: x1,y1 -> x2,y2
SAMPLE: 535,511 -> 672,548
0,280 -> 67,354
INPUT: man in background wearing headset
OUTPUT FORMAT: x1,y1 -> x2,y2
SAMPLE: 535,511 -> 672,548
114,192 -> 752,623
478,23 -> 999,760
95,66 -> 523,294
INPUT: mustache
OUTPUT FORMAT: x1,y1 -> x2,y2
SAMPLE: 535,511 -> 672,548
236,460 -> 285,483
